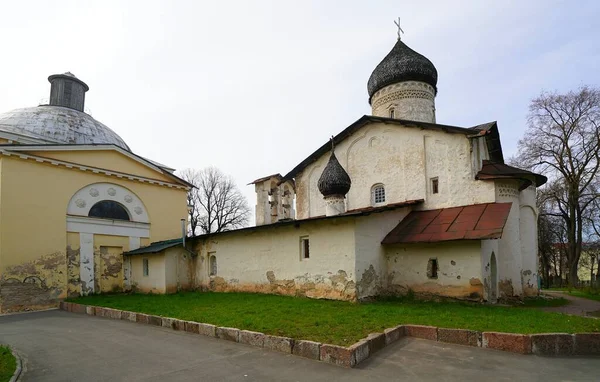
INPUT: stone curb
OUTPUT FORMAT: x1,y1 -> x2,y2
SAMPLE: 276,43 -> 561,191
60,302 -> 600,367
8,347 -> 23,382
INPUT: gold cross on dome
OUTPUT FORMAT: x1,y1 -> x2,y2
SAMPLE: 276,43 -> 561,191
394,17 -> 404,40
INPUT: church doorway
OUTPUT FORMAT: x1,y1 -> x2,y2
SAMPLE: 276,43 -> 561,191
490,252 -> 498,302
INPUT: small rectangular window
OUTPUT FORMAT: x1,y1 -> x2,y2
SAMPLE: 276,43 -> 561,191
143,258 -> 149,277
431,177 -> 439,194
389,109 -> 395,119
300,236 -> 310,260
427,258 -> 438,279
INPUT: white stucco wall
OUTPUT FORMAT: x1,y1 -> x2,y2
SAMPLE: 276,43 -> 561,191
194,217 -> 358,300
131,254 -> 165,294
519,185 -> 539,296
495,180 -> 523,297
370,81 -> 436,123
354,208 -> 411,299
386,240 -> 484,300
295,122 -> 495,219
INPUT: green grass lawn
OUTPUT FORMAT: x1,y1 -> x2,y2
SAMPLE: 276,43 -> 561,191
0,346 -> 16,382
69,292 -> 600,346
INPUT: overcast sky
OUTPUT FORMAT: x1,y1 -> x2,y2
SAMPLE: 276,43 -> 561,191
1,0 -> 599,219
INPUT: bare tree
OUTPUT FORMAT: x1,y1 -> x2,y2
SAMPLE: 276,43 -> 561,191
579,247 -> 597,285
179,168 -> 202,235
516,86 -> 600,287
179,167 -> 250,235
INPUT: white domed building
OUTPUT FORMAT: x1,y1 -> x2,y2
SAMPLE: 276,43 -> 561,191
0,73 -> 191,313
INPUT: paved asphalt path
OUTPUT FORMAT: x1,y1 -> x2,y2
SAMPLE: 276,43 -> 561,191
1,310 -> 599,381
542,290 -> 600,317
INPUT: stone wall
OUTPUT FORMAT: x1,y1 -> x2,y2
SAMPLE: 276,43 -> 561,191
193,217 -> 358,301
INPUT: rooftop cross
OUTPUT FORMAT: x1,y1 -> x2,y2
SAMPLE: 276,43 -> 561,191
394,17 -> 404,40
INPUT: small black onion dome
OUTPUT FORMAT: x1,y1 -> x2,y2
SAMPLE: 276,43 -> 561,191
318,152 -> 351,197
367,39 -> 438,101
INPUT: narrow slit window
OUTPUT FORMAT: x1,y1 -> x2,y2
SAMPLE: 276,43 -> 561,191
209,254 -> 217,276
431,178 -> 439,194
372,184 -> 386,205
300,236 -> 310,260
389,109 -> 395,119
427,258 -> 438,279
143,258 -> 149,277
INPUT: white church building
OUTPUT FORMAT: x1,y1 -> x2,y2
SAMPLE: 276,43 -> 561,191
127,34 -> 546,302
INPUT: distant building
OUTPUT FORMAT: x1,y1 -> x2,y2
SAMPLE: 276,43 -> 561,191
130,34 -> 546,302
0,73 -> 190,312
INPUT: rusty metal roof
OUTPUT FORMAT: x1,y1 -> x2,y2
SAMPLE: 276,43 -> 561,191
381,202 -> 512,245
476,160 -> 547,188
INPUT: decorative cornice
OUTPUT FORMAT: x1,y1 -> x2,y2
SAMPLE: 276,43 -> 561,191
0,149 -> 190,190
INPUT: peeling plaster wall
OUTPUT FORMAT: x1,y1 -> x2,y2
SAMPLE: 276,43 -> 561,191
0,252 -> 67,313
386,241 -> 484,300
0,153 -> 186,312
480,239 -> 499,302
164,247 -> 194,293
519,186 -> 539,296
131,254 -> 166,294
66,232 -> 81,297
495,180 -> 523,298
354,208 -> 411,299
193,218 -> 357,301
295,122 -> 495,219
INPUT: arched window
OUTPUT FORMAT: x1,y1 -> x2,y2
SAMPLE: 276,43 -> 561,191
371,184 -> 386,205
389,108 -> 395,119
88,200 -> 130,221
209,254 -> 217,276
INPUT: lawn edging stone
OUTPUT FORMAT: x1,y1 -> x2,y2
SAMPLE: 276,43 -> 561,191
59,301 -> 600,367
185,321 -> 201,334
384,325 -> 404,345
319,344 -> 355,367
216,327 -> 240,342
292,339 -> 321,360
366,332 -> 386,354
239,330 -> 265,347
437,328 -> 481,347
404,325 -> 438,341
531,333 -> 574,356
574,333 -> 600,355
199,323 -> 217,337
264,335 -> 294,353
482,332 -> 532,354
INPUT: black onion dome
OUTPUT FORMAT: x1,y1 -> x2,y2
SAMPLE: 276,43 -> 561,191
318,152 -> 351,197
367,39 -> 438,100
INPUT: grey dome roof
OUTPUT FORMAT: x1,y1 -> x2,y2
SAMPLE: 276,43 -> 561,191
318,152 -> 351,197
0,105 -> 130,150
367,39 -> 438,100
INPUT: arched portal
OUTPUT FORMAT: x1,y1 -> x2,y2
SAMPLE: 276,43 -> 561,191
66,183 -> 150,296
490,252 -> 498,302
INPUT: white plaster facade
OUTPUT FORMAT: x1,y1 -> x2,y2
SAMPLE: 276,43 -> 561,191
294,122 -> 496,220
370,81 -> 436,123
